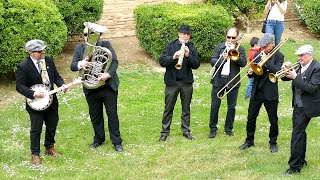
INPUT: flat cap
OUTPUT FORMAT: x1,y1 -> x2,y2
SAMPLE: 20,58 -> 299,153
25,39 -> 46,52
295,44 -> 314,55
258,33 -> 275,47
178,24 -> 191,34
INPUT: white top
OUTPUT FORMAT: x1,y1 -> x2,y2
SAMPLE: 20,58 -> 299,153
267,1 -> 288,21
221,43 -> 231,76
301,59 -> 313,74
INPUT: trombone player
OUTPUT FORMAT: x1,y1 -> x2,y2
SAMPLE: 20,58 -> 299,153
208,27 -> 247,138
239,33 -> 284,153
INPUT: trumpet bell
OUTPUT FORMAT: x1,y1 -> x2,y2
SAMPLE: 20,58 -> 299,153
175,64 -> 182,69
251,63 -> 263,75
268,73 -> 277,83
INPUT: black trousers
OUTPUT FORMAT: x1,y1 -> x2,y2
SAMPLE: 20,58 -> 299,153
161,82 -> 193,135
85,85 -> 122,145
245,92 -> 279,145
209,77 -> 239,132
288,106 -> 310,171
29,107 -> 59,155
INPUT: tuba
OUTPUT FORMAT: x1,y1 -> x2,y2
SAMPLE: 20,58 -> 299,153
80,22 -> 113,89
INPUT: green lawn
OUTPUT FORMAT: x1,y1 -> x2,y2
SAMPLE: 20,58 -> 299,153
1,39 -> 320,179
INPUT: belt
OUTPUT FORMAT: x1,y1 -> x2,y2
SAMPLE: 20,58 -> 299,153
221,75 -> 229,78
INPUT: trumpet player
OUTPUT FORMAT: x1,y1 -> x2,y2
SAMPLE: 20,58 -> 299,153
208,27 -> 247,138
240,33 -> 284,153
159,24 -> 200,141
281,45 -> 320,175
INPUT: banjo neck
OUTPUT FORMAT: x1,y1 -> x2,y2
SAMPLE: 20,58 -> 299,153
48,77 -> 82,96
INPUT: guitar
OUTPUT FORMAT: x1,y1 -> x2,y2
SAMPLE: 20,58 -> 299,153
27,78 -> 82,111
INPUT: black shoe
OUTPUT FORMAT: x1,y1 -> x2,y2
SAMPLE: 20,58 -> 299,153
270,144 -> 278,153
114,144 -> 123,152
182,133 -> 194,140
302,160 -> 308,167
159,135 -> 168,142
284,168 -> 300,176
89,142 -> 103,148
208,131 -> 217,138
225,131 -> 234,136
239,142 -> 254,150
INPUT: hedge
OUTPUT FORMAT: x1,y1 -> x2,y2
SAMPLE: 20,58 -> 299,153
294,0 -> 320,34
0,0 -> 67,76
53,0 -> 103,35
134,3 -> 234,62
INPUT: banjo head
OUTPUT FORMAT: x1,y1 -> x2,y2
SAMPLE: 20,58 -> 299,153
27,84 -> 53,111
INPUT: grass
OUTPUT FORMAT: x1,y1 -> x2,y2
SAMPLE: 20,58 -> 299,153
1,39 -> 320,179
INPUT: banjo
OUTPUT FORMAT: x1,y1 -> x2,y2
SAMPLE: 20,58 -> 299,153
27,78 -> 82,111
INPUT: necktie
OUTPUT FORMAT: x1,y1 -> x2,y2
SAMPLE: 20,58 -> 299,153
37,61 -> 42,74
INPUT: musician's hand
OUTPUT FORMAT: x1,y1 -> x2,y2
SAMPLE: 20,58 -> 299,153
248,67 -> 253,75
98,73 -> 111,82
286,70 -> 297,80
34,91 -> 45,98
61,84 -> 68,93
173,51 -> 180,60
261,52 -> 267,62
282,62 -> 291,70
184,46 -> 190,57
222,53 -> 228,60
79,60 -> 92,70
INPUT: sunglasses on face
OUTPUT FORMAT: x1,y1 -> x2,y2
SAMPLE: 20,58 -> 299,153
226,36 -> 237,39
83,32 -> 95,37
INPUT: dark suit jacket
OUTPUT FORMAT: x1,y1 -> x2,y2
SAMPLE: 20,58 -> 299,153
70,40 -> 119,94
159,39 -> 200,85
16,56 -> 65,112
283,59 -> 320,118
210,42 -> 247,88
249,50 -> 284,101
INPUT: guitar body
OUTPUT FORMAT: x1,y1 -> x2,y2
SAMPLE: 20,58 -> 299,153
27,84 -> 53,111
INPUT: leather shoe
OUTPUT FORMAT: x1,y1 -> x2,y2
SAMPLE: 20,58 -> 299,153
208,131 -> 217,138
225,131 -> 234,136
90,142 -> 103,148
239,142 -> 254,150
45,146 -> 62,157
182,133 -> 194,140
114,144 -> 123,152
270,144 -> 278,153
159,135 -> 168,142
31,154 -> 41,166
284,168 -> 300,176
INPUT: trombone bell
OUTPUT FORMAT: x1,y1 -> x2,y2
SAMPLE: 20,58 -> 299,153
251,63 -> 263,75
228,49 -> 240,61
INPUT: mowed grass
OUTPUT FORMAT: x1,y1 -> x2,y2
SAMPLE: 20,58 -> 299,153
1,39 -> 320,179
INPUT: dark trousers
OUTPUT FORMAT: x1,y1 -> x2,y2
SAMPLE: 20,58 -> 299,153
85,85 -> 122,145
288,106 -> 310,171
245,92 -> 279,145
209,77 -> 239,132
29,108 -> 59,155
161,82 -> 193,135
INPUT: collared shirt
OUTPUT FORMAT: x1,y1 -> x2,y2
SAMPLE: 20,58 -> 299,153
31,58 -> 42,73
301,59 -> 313,74
221,42 -> 231,76
267,1 -> 287,21
31,57 -> 50,85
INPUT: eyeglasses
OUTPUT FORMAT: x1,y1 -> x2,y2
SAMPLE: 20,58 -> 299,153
33,51 -> 43,53
226,36 -> 237,39
83,32 -> 95,37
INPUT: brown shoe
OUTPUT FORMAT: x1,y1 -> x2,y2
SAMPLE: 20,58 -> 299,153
31,154 -> 41,165
45,146 -> 62,157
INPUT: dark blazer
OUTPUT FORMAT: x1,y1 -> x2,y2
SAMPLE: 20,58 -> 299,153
16,56 -> 65,112
249,50 -> 284,101
283,59 -> 320,118
70,40 -> 119,94
210,42 -> 247,88
159,39 -> 200,85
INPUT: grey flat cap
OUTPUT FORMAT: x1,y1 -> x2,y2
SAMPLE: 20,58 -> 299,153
25,39 -> 46,52
295,44 -> 314,55
258,33 -> 275,47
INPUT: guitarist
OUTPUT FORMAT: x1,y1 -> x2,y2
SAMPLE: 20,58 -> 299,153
16,39 -> 68,165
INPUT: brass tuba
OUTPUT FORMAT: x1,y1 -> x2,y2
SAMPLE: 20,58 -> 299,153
80,22 -> 113,89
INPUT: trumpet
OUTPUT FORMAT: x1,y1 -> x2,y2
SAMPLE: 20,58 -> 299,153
269,60 -> 301,83
175,41 -> 186,69
210,34 -> 245,79
216,38 -> 288,99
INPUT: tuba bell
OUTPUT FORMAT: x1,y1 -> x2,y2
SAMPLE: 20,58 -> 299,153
80,22 -> 113,89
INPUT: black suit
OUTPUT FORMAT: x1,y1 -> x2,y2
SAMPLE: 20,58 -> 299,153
244,49 -> 284,145
70,40 -> 122,145
283,59 -> 320,172
16,56 -> 65,155
209,42 -> 247,133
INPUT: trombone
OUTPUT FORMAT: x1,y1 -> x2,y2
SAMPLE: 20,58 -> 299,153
210,34 -> 245,79
269,60 -> 301,83
216,38 -> 288,99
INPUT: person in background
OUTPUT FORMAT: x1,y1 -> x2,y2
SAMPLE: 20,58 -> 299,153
16,39 -> 67,165
158,24 -> 200,142
245,37 -> 260,99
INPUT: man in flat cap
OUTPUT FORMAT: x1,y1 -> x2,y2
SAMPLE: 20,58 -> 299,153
281,45 -> 320,175
16,39 -> 67,165
240,33 -> 284,153
158,24 -> 200,141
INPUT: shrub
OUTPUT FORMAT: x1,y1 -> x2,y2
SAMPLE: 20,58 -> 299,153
53,0 -> 103,35
0,0 -> 67,76
294,0 -> 320,34
134,3 -> 234,62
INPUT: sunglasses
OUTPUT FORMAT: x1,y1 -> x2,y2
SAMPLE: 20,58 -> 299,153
226,36 -> 237,39
33,51 -> 43,53
83,32 -> 95,37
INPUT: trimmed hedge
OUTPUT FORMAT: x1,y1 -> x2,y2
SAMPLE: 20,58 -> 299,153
134,3 -> 234,62
295,0 -> 320,34
0,0 -> 67,76
53,0 -> 103,34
